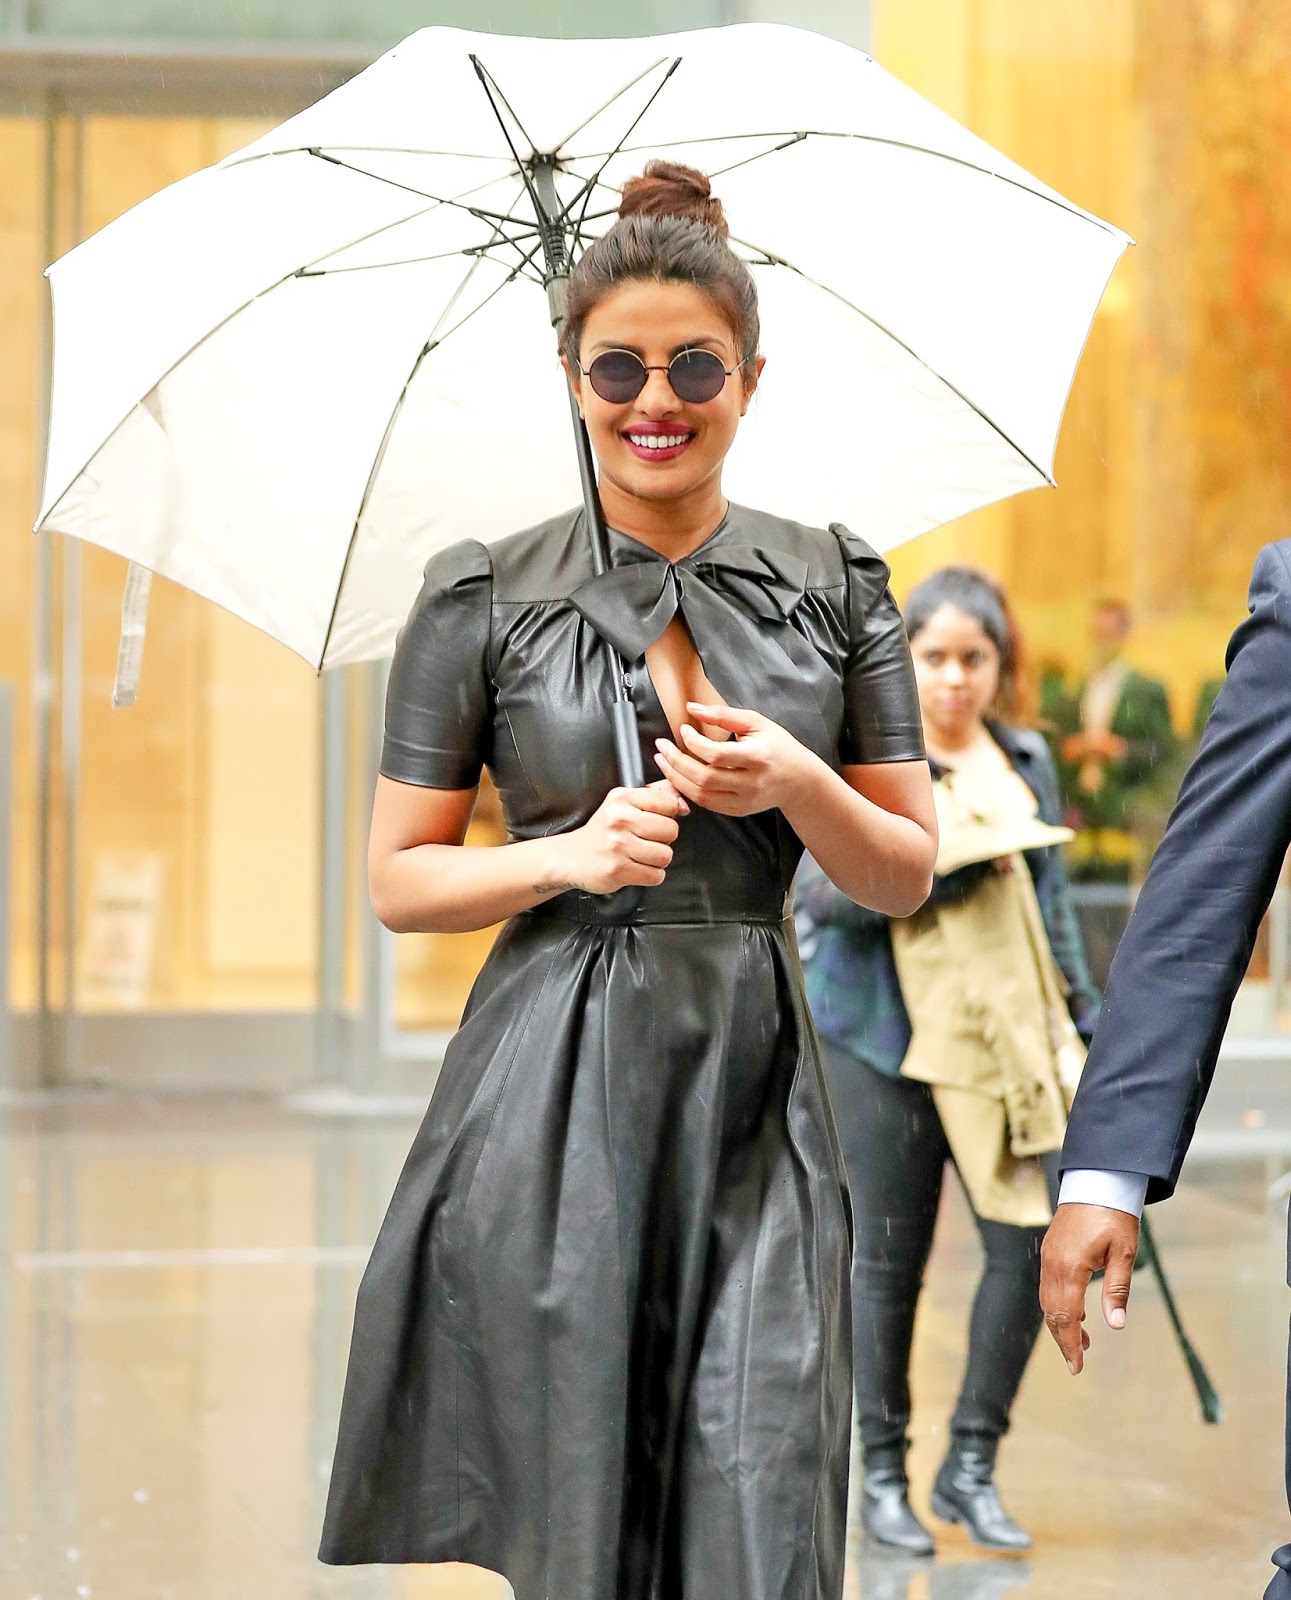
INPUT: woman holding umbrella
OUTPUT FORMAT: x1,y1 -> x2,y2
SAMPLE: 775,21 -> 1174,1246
319,161 -> 936,1598
797,567 -> 1101,1557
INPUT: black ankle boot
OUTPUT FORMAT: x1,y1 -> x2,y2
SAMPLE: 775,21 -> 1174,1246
929,1438 -> 1031,1552
860,1461 -> 935,1556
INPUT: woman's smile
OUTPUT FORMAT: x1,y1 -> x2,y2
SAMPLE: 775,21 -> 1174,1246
622,421 -> 697,462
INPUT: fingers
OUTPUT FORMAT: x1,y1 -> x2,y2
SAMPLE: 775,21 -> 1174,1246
1042,1285 -> 1091,1375
1100,1235 -> 1139,1333
618,781 -> 689,819
654,742 -> 742,808
675,722 -> 754,770
1040,1216 -> 1097,1375
622,837 -> 674,872
602,787 -> 683,846
685,701 -> 762,738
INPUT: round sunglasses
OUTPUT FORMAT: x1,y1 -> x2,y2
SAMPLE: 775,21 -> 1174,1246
580,347 -> 748,406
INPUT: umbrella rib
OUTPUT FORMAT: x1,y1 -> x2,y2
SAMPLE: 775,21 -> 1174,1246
423,224 -> 538,347
295,168 -> 533,276
739,242 -> 1054,485
225,145 -> 513,169
306,152 -> 550,279
316,340 -> 437,673
307,149 -> 530,229
468,55 -> 542,161
469,56 -> 557,265
705,133 -> 808,181
551,57 -> 673,153
298,238 -> 536,277
574,130 -> 1124,238
316,237 -> 548,669
565,58 -> 682,253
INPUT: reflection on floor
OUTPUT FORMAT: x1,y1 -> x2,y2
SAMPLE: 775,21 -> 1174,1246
0,1094 -> 1286,1599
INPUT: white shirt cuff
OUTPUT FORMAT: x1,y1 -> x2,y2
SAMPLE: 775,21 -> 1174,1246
1057,1169 -> 1149,1218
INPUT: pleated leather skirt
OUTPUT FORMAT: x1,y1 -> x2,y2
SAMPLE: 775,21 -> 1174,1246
319,892 -> 852,1600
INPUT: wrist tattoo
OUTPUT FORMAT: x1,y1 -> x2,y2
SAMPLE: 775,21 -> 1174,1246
534,879 -> 580,897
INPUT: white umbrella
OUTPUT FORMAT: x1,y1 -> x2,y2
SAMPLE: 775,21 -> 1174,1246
37,22 -> 1129,685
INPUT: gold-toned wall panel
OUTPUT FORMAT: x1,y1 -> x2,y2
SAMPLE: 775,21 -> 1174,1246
875,0 -> 1288,730
0,119 -> 42,1008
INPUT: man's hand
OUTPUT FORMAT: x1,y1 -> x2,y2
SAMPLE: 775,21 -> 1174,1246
1062,730 -> 1129,763
1040,1203 -> 1140,1374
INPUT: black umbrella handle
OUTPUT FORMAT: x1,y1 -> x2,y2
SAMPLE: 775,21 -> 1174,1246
612,699 -> 645,788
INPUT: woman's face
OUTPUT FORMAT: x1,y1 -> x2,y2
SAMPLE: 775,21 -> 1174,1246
565,278 -> 762,512
910,604 -> 1001,744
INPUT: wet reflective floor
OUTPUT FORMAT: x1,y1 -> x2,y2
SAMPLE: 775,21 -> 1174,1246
1,1092 -> 1286,1599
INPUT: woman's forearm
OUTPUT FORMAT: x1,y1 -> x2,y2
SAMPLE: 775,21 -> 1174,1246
782,755 -> 936,918
371,833 -> 580,934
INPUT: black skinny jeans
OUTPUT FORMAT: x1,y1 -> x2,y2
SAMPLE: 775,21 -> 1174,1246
822,1037 -> 1052,1472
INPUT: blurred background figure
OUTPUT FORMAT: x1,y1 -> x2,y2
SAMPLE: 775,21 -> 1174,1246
1052,598 -> 1176,886
796,567 -> 1100,1561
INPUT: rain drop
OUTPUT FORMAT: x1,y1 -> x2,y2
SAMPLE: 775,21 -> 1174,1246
133,1488 -> 150,1503
66,1548 -> 80,1563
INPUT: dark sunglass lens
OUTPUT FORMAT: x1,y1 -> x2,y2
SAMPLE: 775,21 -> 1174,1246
669,349 -> 728,403
587,351 -> 646,404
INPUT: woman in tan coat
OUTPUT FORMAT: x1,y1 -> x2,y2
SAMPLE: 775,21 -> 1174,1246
796,567 -> 1100,1558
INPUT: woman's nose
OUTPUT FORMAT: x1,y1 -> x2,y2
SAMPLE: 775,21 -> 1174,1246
639,367 -> 681,414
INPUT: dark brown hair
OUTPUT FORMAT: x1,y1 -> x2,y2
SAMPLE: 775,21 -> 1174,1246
558,161 -> 759,379
904,565 -> 1037,725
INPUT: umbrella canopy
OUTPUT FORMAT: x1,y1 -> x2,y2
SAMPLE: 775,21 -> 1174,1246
38,23 -> 1129,671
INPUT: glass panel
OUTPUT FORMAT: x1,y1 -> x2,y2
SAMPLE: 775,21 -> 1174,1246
52,116 -> 323,1015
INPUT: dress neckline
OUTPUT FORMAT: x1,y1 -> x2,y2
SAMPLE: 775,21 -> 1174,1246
604,505 -> 733,567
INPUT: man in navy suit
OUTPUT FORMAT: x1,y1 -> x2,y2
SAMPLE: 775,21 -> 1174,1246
1041,542 -> 1291,1598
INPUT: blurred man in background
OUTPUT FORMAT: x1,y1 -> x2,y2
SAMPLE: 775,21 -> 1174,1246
1054,598 -> 1176,885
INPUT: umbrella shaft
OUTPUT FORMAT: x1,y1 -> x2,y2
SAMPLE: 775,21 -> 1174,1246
531,159 -> 571,282
530,157 -> 641,791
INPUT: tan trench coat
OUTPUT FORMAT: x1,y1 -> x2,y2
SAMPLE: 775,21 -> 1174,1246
890,771 -> 1085,1226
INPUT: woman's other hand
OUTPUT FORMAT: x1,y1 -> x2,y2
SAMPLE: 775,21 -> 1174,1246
653,702 -> 811,816
554,780 -> 689,895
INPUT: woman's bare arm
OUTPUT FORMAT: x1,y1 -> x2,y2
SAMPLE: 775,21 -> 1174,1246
368,775 -> 688,935
790,759 -> 936,918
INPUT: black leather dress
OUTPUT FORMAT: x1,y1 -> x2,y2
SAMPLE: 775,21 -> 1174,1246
318,503 -> 926,1599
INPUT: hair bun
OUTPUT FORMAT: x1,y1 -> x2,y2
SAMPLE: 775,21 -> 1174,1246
618,160 -> 729,238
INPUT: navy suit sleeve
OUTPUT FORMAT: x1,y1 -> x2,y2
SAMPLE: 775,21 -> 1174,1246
1062,543 -> 1291,1202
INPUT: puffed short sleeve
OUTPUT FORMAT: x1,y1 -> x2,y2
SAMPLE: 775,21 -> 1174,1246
832,526 -> 926,765
380,540 -> 494,789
